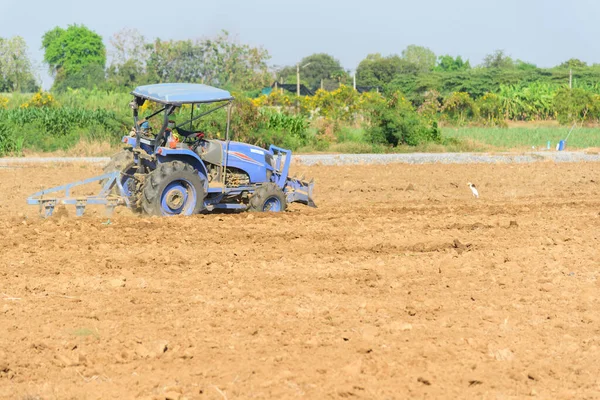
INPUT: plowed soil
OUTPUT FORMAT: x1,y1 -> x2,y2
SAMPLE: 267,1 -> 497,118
1,161 -> 599,399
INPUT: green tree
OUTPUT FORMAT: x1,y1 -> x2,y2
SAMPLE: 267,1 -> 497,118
0,36 -> 39,92
356,53 -> 413,87
207,31 -> 271,90
515,60 -> 537,71
277,53 -> 347,91
42,24 -> 106,91
482,50 -> 514,69
53,64 -> 107,93
145,39 -> 203,83
558,58 -> 587,69
146,31 -> 270,90
401,45 -> 436,73
435,55 -> 471,72
107,58 -> 146,90
106,28 -> 149,89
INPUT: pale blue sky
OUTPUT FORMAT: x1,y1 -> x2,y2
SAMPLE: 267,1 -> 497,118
1,0 -> 599,89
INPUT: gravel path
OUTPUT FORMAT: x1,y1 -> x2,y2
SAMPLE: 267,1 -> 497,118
1,151 -> 600,167
294,151 -> 600,165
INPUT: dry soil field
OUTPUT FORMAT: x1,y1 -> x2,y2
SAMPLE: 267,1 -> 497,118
0,161 -> 599,399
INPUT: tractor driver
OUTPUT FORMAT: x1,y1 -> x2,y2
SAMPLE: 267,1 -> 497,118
166,106 -> 205,141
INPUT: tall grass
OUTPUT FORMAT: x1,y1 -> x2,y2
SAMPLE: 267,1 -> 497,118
0,108 -> 122,136
0,107 -> 126,155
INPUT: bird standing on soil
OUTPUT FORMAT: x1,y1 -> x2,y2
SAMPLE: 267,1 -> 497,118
467,182 -> 479,198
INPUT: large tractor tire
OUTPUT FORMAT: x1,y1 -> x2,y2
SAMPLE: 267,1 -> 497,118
102,149 -> 134,179
141,161 -> 205,216
249,183 -> 287,212
101,149 -> 139,210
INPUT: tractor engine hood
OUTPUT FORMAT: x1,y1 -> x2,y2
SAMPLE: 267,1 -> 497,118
217,140 -> 273,168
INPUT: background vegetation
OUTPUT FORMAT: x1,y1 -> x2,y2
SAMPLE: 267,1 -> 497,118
1,25 -> 600,156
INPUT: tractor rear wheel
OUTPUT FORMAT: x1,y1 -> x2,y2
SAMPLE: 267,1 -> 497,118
141,161 -> 205,216
102,149 -> 134,180
249,183 -> 287,212
101,149 -> 139,210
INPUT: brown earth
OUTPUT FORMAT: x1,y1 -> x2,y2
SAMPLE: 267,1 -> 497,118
0,161 -> 599,399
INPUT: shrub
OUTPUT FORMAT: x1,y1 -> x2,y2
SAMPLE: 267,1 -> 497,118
20,91 -> 58,108
192,97 -> 309,150
552,87 -> 599,124
476,93 -> 505,126
442,92 -> 479,125
252,90 -> 294,108
365,92 -> 441,146
312,117 -> 339,145
418,90 -> 442,120
0,122 -> 24,155
192,96 -> 265,143
261,110 -> 308,138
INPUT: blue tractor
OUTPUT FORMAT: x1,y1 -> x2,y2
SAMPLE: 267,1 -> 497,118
27,83 -> 316,217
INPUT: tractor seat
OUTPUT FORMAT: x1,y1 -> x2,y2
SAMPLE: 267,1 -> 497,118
195,139 -> 223,166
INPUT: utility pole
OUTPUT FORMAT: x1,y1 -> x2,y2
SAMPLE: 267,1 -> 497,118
353,73 -> 356,90
297,64 -> 300,97
296,62 -> 312,97
569,69 -> 572,89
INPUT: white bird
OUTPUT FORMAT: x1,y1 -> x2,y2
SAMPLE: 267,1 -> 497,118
467,182 -> 479,198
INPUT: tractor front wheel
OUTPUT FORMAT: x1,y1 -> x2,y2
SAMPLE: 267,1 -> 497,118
142,161 -> 205,216
249,183 -> 287,212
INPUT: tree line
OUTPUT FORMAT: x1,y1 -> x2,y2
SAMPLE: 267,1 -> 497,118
0,36 -> 39,92
0,24 -> 598,98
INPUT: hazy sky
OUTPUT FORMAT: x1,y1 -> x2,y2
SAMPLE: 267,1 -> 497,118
1,0 -> 599,89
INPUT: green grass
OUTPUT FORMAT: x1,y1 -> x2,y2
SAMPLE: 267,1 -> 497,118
299,126 -> 494,154
336,126 -> 366,143
300,125 -> 600,154
443,126 -> 600,150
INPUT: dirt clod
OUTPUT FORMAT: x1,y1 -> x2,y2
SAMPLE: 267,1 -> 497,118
417,377 -> 431,385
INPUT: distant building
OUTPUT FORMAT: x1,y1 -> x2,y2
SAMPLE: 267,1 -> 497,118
356,86 -> 382,94
264,82 -> 314,96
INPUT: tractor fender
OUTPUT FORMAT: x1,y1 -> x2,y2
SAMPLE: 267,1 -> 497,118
155,148 -> 210,191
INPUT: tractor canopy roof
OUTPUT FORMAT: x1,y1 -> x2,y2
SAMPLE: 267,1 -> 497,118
131,83 -> 234,105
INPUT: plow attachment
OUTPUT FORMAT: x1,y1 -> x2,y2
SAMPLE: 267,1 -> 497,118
285,176 -> 317,208
27,172 -> 130,218
269,145 -> 316,208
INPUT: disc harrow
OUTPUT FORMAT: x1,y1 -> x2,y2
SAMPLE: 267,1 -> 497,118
27,171 -> 129,218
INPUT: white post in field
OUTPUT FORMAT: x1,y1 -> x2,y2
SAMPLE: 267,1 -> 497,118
569,69 -> 572,89
296,64 -> 300,97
